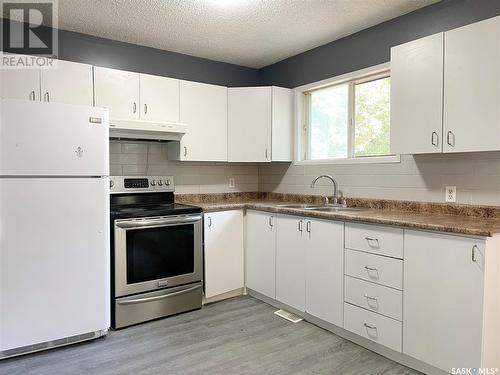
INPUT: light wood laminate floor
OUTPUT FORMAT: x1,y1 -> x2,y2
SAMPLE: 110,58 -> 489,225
0,296 -> 420,375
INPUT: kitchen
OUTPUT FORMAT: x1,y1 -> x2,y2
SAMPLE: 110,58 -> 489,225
0,0 -> 500,374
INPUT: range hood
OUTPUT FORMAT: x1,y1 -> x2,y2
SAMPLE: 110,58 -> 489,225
109,119 -> 187,141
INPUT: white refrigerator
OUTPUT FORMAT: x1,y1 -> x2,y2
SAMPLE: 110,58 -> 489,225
0,99 -> 110,357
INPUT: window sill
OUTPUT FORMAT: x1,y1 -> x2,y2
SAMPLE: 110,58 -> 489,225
294,155 -> 401,166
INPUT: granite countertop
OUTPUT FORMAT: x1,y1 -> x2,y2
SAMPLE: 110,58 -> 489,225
177,193 -> 500,237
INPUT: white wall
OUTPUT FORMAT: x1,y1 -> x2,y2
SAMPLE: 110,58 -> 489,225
259,153 -> 500,206
110,141 -> 258,194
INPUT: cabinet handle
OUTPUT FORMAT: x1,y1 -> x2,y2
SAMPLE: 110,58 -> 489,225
365,237 -> 379,247
265,148 -> 268,159
364,294 -> 378,301
298,220 -> 303,232
447,131 -> 455,147
207,216 -> 212,228
29,90 -> 36,101
364,323 -> 377,330
472,245 -> 478,262
144,103 -> 148,115
268,216 -> 273,228
431,131 -> 438,147
133,102 -> 137,114
306,221 -> 311,233
183,146 -> 188,157
44,92 -> 50,102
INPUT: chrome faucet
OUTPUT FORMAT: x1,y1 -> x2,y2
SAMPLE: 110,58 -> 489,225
311,174 -> 339,205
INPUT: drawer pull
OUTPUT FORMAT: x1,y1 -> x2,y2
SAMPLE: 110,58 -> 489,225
364,323 -> 377,330
364,294 -> 378,301
364,266 -> 378,272
365,237 -> 380,247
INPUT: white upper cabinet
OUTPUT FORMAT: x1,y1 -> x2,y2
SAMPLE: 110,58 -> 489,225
139,73 -> 179,122
1,57 -> 40,101
443,16 -> 500,153
246,210 -> 276,299
228,86 -> 293,162
94,66 -> 140,120
40,60 -> 93,106
390,33 -> 444,154
1,55 -> 92,106
168,81 -> 227,161
403,230 -> 485,371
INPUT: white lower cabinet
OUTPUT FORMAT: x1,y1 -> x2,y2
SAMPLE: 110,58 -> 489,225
276,215 -> 306,311
403,230 -> 486,372
305,219 -> 344,326
204,210 -> 244,299
275,214 -> 344,325
245,210 -> 276,299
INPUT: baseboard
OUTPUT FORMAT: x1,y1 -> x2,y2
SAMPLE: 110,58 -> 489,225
247,289 -> 446,375
203,287 -> 245,305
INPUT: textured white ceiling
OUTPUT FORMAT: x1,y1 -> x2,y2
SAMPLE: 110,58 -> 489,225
53,0 -> 439,68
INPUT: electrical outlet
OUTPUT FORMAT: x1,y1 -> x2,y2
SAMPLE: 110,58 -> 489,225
229,177 -> 235,188
445,186 -> 456,203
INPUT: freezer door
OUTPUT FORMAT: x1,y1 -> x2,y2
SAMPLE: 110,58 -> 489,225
0,99 -> 109,176
0,178 -> 110,351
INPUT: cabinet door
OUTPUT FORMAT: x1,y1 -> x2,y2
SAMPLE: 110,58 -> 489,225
271,86 -> 293,161
305,219 -> 344,326
246,210 -> 276,299
444,16 -> 500,153
390,33 -> 444,154
204,210 -> 244,298
228,87 -> 271,162
179,81 -> 227,161
139,73 -> 179,122
94,66 -> 140,120
276,214 -> 305,311
40,60 -> 93,106
0,54 -> 40,101
404,230 -> 484,371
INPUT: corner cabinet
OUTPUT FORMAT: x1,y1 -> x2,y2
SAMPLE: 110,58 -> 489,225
203,210 -> 244,299
228,86 -> 293,162
167,81 -> 228,161
245,210 -> 276,299
404,230 -> 499,372
1,56 -> 93,106
391,15 -> 500,155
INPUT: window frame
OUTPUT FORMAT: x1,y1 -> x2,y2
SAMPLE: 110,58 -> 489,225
295,62 -> 400,165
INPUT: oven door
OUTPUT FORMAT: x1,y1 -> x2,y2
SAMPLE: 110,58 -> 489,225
114,214 -> 202,297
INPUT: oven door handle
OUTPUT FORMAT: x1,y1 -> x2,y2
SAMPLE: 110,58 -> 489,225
116,215 -> 202,229
117,284 -> 202,305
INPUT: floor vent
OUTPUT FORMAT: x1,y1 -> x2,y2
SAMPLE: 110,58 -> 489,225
274,309 -> 303,323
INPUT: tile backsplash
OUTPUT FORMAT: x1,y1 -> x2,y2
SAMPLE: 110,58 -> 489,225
111,141 -> 500,206
259,153 -> 500,206
110,141 -> 258,194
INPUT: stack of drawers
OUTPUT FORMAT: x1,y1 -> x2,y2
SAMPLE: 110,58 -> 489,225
343,222 -> 404,352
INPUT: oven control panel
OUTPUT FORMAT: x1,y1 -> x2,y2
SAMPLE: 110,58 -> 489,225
110,176 -> 174,194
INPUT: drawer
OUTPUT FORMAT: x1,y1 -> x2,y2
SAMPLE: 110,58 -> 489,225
344,303 -> 402,352
345,249 -> 403,290
345,222 -> 403,258
344,276 -> 402,321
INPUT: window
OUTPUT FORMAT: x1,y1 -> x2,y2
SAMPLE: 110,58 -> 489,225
303,70 -> 392,162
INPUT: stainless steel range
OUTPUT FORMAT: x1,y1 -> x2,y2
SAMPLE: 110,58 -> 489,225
110,176 -> 203,329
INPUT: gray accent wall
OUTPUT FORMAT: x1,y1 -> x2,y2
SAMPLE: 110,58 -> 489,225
259,0 -> 500,88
